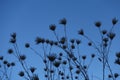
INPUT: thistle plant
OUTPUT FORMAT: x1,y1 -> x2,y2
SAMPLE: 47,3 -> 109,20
0,17 -> 119,80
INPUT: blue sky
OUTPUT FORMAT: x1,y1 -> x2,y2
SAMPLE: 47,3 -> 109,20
0,0 -> 120,80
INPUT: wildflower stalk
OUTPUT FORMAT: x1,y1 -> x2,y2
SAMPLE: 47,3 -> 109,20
53,31 -> 59,42
13,43 -> 31,80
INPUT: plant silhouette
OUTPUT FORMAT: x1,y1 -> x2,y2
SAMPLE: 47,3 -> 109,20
0,18 -> 119,80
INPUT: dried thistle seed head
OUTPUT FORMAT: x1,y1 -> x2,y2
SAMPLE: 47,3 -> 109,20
115,58 -> 120,65
62,45 -> 67,49
112,17 -> 118,25
49,41 -> 54,46
60,37 -> 66,44
69,66 -> 73,70
88,42 -> 92,46
45,39 -> 50,44
45,74 -> 48,78
11,62 -> 15,66
50,70 -> 54,73
47,53 -> 56,62
103,38 -> 109,43
49,24 -> 56,31
19,55 -> 26,61
114,73 -> 119,78
116,52 -> 120,58
0,56 -> 3,60
75,76 -> 78,79
59,18 -> 67,26
62,60 -> 67,65
82,55 -> 86,60
7,63 -> 11,67
95,21 -> 101,27
3,60 -> 8,64
108,74 -> 112,78
43,59 -> 47,63
60,72 -> 64,76
83,65 -> 87,69
31,74 -> 39,80
9,38 -> 16,43
58,57 -> 62,61
71,44 -> 75,49
8,49 -> 13,54
53,61 -> 61,68
11,32 -> 16,39
78,29 -> 84,35
30,67 -> 36,73
102,30 -> 107,35
61,76 -> 64,79
25,43 -> 30,48
75,69 -> 80,74
18,71 -> 24,77
35,37 -> 44,44
107,32 -> 116,40
35,37 -> 42,44
70,39 -> 75,43
91,54 -> 95,58
66,75 -> 69,79
72,57 -> 77,61
44,67 -> 48,71
54,41 -> 58,45
59,53 -> 63,56
76,39 -> 81,44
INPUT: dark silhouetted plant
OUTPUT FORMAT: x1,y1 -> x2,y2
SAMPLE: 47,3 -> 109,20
0,17 -> 119,80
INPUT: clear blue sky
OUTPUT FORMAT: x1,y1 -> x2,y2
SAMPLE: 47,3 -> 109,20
0,0 -> 120,80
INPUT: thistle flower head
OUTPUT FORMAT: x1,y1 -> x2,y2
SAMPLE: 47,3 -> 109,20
31,74 -> 39,80
112,17 -> 118,25
107,32 -> 116,40
103,38 -> 109,43
114,73 -> 119,78
49,24 -> 56,31
11,62 -> 15,66
59,18 -> 67,26
10,38 -> 16,43
8,49 -> 13,54
82,55 -> 86,60
91,54 -> 95,58
53,61 -> 61,68
62,60 -> 67,65
76,69 -> 80,74
115,58 -> 120,65
3,60 -> 8,64
76,39 -> 81,44
7,63 -> 11,67
19,55 -> 26,61
88,42 -> 92,46
10,32 -> 16,43
70,39 -> 75,43
59,52 -> 63,56
18,71 -> 24,77
25,43 -> 30,48
78,29 -> 84,35
0,56 -> 3,60
95,21 -> 101,28
47,53 -> 56,62
35,37 -> 45,44
116,52 -> 120,58
30,67 -> 36,73
102,30 -> 107,35
60,37 -> 66,44
11,32 -> 16,39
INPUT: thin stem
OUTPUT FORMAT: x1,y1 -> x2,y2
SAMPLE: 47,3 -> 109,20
30,47 -> 43,60
53,31 -> 59,42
